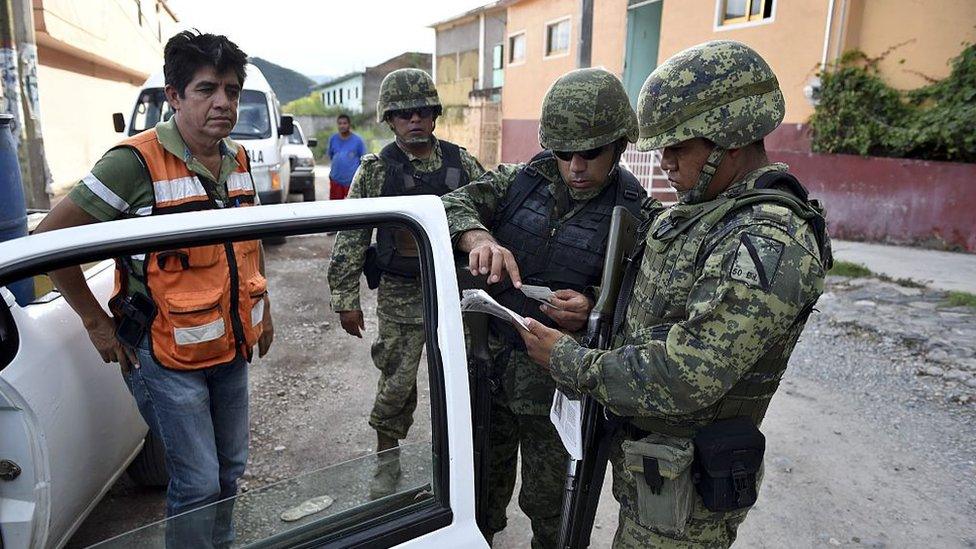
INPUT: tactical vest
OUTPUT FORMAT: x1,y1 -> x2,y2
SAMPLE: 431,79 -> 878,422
490,151 -> 645,344
615,170 -> 831,438
375,140 -> 470,277
110,129 -> 266,371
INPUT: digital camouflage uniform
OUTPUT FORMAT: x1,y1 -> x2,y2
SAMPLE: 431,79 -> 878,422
443,68 -> 641,548
545,41 -> 832,547
327,138 -> 484,440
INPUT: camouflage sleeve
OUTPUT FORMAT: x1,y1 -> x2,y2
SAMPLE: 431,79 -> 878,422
442,163 -> 523,240
459,148 -> 486,182
326,158 -> 381,312
548,220 -> 825,418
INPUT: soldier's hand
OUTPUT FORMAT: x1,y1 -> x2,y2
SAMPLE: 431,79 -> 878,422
465,234 -> 522,287
540,289 -> 593,332
518,318 -> 564,368
339,310 -> 366,338
258,297 -> 275,357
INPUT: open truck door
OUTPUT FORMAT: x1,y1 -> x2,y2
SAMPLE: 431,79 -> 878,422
0,197 -> 486,548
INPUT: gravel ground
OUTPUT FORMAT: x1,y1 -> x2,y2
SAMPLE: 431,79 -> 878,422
67,228 -> 976,548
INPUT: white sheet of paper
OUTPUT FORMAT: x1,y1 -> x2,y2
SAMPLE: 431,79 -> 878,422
550,390 -> 583,460
460,289 -> 529,329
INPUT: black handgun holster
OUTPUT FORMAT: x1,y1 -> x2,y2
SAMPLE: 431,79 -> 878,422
363,245 -> 382,290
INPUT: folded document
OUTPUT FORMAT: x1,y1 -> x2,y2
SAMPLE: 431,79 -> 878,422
460,289 -> 529,329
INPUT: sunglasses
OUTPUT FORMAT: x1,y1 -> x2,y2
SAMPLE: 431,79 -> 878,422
553,144 -> 607,162
391,107 -> 437,120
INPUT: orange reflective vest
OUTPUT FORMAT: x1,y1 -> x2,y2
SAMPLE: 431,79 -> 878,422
110,129 -> 267,370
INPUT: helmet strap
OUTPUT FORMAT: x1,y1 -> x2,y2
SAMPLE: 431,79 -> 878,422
680,145 -> 726,204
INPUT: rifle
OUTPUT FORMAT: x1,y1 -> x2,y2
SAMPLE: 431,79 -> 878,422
557,205 -> 642,549
457,267 -> 493,539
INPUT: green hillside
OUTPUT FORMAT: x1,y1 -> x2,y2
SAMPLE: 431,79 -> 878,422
249,57 -> 316,104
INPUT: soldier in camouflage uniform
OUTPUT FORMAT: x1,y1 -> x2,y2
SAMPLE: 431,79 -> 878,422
520,41 -> 832,547
443,68 -> 647,547
326,68 -> 484,499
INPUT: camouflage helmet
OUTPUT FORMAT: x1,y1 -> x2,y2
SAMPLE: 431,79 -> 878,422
636,40 -> 785,151
539,68 -> 638,152
376,68 -> 442,123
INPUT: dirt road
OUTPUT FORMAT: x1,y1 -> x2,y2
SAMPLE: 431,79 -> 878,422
67,193 -> 976,547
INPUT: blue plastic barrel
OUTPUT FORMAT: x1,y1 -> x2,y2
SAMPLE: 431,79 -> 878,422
0,113 -> 35,306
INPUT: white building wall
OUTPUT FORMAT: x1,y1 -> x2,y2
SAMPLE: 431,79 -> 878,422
318,74 -> 364,114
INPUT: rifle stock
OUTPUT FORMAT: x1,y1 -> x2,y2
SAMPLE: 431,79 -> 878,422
558,206 -> 641,548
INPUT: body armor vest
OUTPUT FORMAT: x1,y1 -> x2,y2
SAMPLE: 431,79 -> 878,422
490,151 -> 644,345
376,140 -> 470,277
615,171 -> 831,438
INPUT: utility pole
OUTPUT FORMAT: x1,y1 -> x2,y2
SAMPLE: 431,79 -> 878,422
1,0 -> 51,209
577,0 -> 594,68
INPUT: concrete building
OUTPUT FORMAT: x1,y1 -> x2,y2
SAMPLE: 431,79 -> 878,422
317,72 -> 365,114
33,0 -> 178,194
315,52 -> 431,119
430,1 -> 507,168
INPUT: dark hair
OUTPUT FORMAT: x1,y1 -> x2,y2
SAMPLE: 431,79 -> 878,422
337,114 -> 351,123
164,30 -> 248,97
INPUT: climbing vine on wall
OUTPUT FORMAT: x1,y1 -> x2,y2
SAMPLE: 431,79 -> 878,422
810,43 -> 976,163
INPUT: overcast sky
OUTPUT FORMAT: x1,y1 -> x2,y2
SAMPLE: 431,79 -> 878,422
166,0 -> 492,79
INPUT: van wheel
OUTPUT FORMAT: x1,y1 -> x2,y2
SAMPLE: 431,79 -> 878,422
127,431 -> 169,488
302,187 -> 316,202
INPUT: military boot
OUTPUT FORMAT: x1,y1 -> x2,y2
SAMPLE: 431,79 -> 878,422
369,434 -> 402,500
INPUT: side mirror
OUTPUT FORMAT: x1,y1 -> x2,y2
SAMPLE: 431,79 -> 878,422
307,138 -> 318,148
278,115 -> 294,136
112,112 -> 125,133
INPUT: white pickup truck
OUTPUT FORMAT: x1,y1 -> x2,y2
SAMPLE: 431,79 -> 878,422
0,197 -> 486,548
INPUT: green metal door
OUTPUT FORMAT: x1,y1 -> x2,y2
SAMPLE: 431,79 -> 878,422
623,1 -> 663,108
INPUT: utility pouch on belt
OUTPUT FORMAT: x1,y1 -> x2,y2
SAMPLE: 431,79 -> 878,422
692,416 -> 765,512
116,292 -> 156,348
622,434 -> 695,535
363,245 -> 382,290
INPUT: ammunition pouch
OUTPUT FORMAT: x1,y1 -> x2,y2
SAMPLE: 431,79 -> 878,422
622,433 -> 695,536
692,416 -> 764,513
363,245 -> 382,290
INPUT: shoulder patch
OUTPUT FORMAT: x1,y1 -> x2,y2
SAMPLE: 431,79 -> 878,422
361,153 -> 379,162
729,232 -> 785,291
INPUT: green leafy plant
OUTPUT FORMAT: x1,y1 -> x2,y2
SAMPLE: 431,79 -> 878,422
810,43 -> 976,163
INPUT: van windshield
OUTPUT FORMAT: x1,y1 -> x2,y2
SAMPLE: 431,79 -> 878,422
231,90 -> 272,140
128,88 -> 272,140
128,88 -> 173,135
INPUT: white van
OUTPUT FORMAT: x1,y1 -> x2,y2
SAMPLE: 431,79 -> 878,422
114,63 -> 293,205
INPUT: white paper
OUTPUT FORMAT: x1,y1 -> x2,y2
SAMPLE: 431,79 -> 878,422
460,289 -> 529,329
550,390 -> 583,460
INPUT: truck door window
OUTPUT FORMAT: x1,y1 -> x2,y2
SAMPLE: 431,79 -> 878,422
1,218 -> 454,547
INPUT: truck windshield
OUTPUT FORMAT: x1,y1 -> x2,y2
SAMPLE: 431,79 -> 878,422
128,88 -> 271,140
